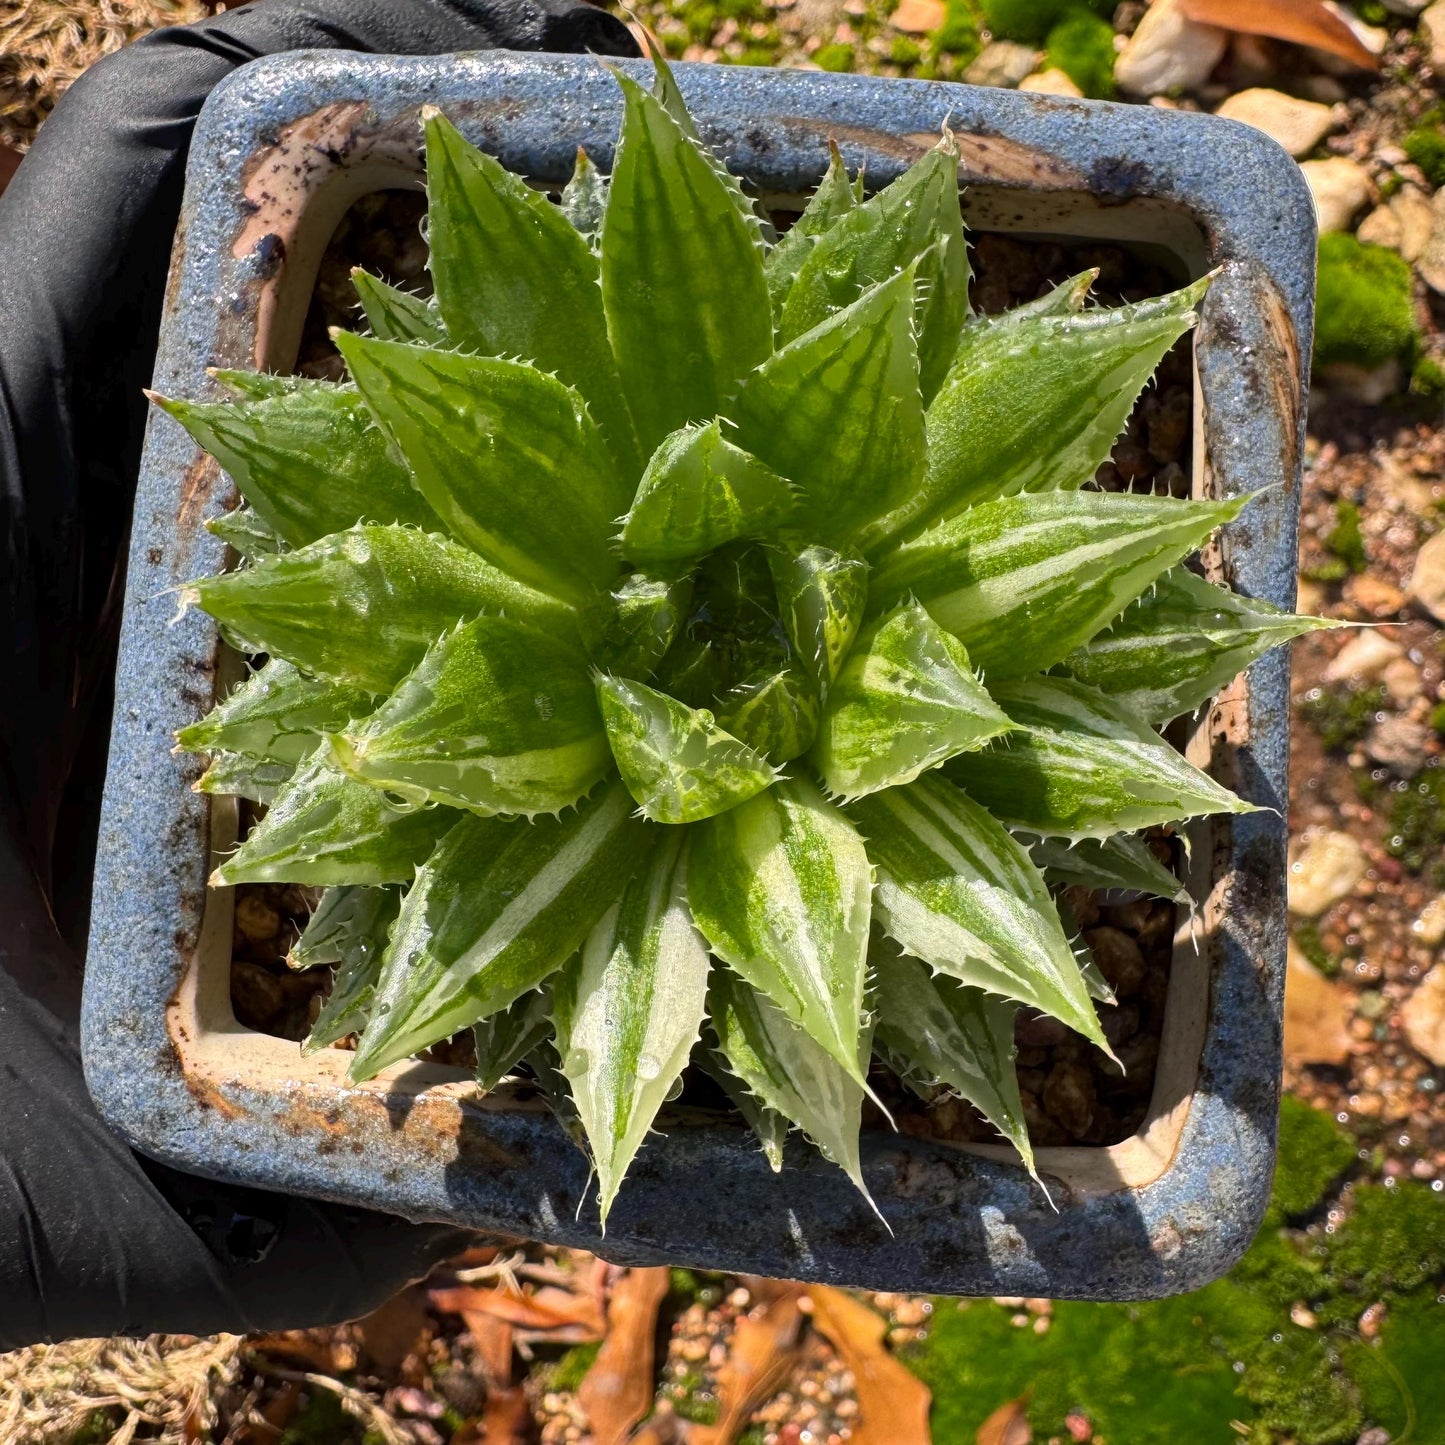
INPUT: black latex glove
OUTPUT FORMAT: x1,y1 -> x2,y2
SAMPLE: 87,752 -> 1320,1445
0,0 -> 637,1349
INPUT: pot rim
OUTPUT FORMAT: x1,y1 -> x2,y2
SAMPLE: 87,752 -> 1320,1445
83,50 -> 1311,1299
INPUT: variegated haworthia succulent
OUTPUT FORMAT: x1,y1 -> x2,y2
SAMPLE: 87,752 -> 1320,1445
162,56 -> 1333,1226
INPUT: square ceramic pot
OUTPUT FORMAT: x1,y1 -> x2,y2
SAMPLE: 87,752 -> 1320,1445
83,51 -> 1314,1299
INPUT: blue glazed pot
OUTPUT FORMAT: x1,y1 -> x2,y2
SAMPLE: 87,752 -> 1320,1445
82,51 -> 1315,1299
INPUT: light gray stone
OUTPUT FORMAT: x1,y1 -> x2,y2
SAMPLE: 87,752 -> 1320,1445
1215,88 -> 1337,158
1288,830 -> 1368,917
964,41 -> 1039,89
1300,156 -> 1373,233
1116,0 -> 1228,95
1408,529 -> 1445,621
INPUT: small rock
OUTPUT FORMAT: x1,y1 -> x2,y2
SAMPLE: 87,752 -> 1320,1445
964,41 -> 1039,88
1290,1302 -> 1318,1329
1408,530 -> 1445,622
1300,157 -> 1373,233
1357,203 -> 1403,250
1042,1059 -> 1096,1134
1412,895 -> 1445,947
1318,360 -> 1405,404
1421,0 -> 1445,69
1115,0 -> 1228,95
1083,925 -> 1148,996
1384,187 -> 1435,263
1378,0 -> 1427,13
1356,1429 -> 1393,1445
889,0 -> 945,33
1364,715 -> 1431,778
1284,940 -> 1353,1066
1288,830 -> 1368,916
1345,572 -> 1407,617
234,892 -> 282,942
1382,656 -> 1422,706
1417,189 -> 1445,297
1403,965 -> 1445,1065
1215,88 -> 1336,158
1322,630 -> 1403,684
1019,66 -> 1084,96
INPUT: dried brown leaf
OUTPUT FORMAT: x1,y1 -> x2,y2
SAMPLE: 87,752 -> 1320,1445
690,1285 -> 807,1445
1176,0 -> 1379,68
463,1313 -> 515,1390
245,1331 -> 356,1375
976,1392 -> 1032,1445
429,1283 -> 604,1337
807,1287 -> 931,1445
451,1385 -> 531,1445
577,1266 -> 671,1445
359,1286 -> 432,1371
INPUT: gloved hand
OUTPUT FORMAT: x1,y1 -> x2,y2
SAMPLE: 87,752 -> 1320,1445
0,0 -> 637,1349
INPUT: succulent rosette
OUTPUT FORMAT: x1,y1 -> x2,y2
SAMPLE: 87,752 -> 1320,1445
161,57 -> 1331,1223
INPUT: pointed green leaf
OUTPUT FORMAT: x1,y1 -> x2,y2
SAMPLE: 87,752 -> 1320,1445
196,750 -> 295,805
349,782 -> 647,1078
178,658 -> 373,764
473,990 -> 553,1091
1058,565 -> 1342,722
212,748 -> 456,887
872,940 -> 1035,1178
769,545 -> 869,695
993,267 -> 1098,323
814,602 -> 1012,800
333,615 -> 605,818
868,489 -> 1250,682
708,968 -> 877,1210
620,422 -> 797,567
209,368 -> 311,401
597,676 -> 778,824
424,112 -> 641,476
351,268 -> 449,346
554,831 -> 711,1223
948,675 -> 1260,840
583,571 -> 692,679
207,506 -> 285,560
290,885 -> 400,970
765,140 -> 858,319
690,777 -> 873,1085
870,277 -> 1208,545
699,1049 -> 788,1171
1028,832 -> 1189,903
303,887 -> 402,1054
189,524 -> 575,694
601,73 -> 772,454
333,333 -> 625,603
849,772 -> 1107,1052
730,267 -> 925,548
153,384 -> 440,548
778,144 -> 968,401
716,668 -> 819,763
560,146 -> 608,244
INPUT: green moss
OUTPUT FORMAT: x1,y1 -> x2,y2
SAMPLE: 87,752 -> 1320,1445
1291,919 -> 1341,979
1313,233 -> 1419,371
1271,1096 -> 1356,1220
813,42 -> 855,71
1325,1182 -> 1445,1297
1353,0 -> 1389,20
891,34 -> 924,64
979,0 -> 1111,43
1299,683 -> 1385,752
1324,498 -> 1367,573
1412,353 -> 1445,400
1045,10 -> 1115,97
1387,765 -> 1445,879
1403,126 -> 1445,187
935,0 -> 983,56
551,1341 -> 602,1392
282,1392 -> 354,1445
1431,701 -> 1445,735
68,1412 -> 121,1445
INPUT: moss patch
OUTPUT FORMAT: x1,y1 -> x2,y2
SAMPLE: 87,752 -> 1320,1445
1403,125 -> 1445,188
1045,10 -> 1115,97
1387,764 -> 1445,880
1298,683 -> 1385,752
1314,233 -> 1419,372
906,1100 -> 1445,1444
